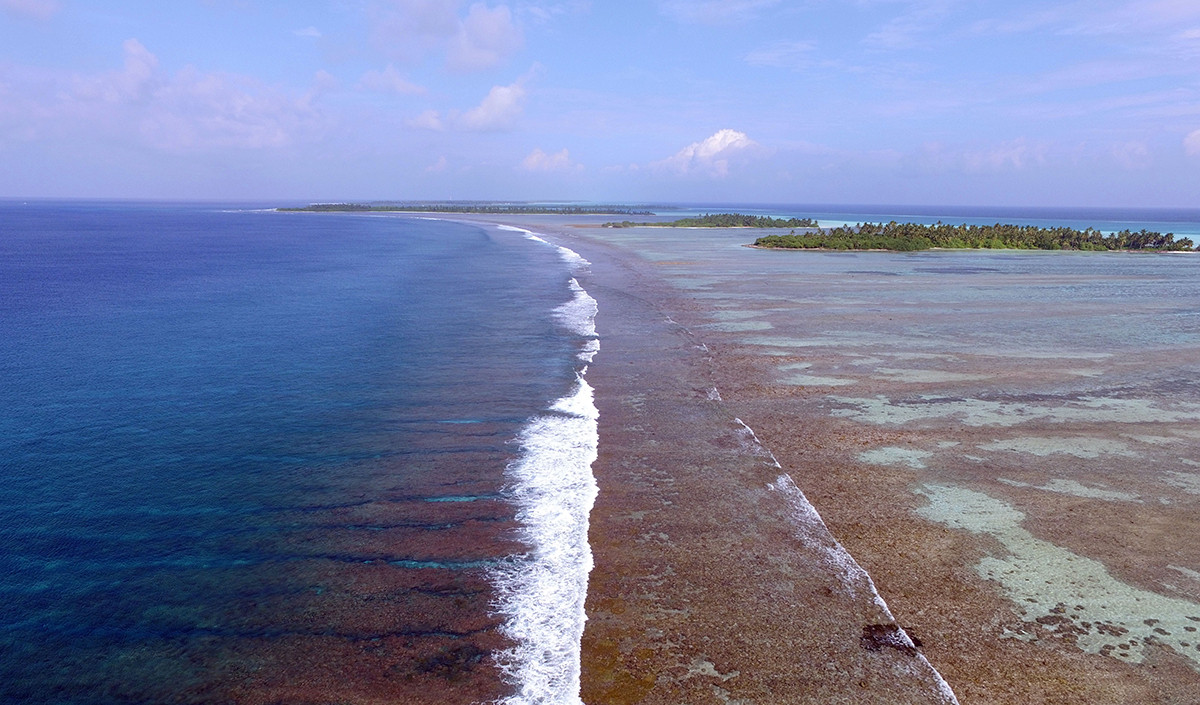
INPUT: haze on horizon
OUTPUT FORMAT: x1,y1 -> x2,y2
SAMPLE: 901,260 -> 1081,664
2,0 -> 1199,208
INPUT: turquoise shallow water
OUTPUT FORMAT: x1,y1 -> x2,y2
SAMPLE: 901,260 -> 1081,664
0,203 -> 587,702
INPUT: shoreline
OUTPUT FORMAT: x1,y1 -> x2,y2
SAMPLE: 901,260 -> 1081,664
469,215 -> 961,703
747,243 -> 1200,253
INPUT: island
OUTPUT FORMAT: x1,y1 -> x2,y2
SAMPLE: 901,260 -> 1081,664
753,220 -> 1198,252
278,202 -> 655,216
604,213 -> 819,228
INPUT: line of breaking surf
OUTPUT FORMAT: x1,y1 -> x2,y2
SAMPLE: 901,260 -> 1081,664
490,224 -> 599,705
734,417 -> 960,704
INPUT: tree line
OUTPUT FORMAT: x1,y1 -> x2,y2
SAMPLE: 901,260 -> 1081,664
753,221 -> 1198,252
605,213 -> 819,228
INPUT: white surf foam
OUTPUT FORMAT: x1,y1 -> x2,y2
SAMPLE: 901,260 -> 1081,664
729,414 -> 960,703
490,225 -> 600,705
557,278 -> 598,333
499,224 -> 599,363
499,224 -> 593,269
767,471 -> 960,704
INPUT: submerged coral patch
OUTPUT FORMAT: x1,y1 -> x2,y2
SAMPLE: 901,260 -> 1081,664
858,447 -> 933,470
831,395 -> 1200,428
979,436 -> 1138,459
996,478 -> 1140,503
916,483 -> 1200,668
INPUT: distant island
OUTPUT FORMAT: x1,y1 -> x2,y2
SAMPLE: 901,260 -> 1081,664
753,221 -> 1198,252
604,213 -> 819,228
279,203 -> 654,216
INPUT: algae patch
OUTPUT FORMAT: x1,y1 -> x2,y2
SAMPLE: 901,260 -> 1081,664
916,483 -> 1200,668
996,477 -> 1141,503
873,368 -> 991,384
831,395 -> 1200,428
979,436 -> 1138,459
858,447 -> 933,470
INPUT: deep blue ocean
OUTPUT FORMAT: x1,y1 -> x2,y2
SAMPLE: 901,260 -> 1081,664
0,203 -> 590,704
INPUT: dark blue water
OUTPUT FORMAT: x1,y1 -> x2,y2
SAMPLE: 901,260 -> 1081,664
0,203 -> 583,703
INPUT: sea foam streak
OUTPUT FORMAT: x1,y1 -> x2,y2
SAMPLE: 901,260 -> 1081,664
734,417 -> 960,704
492,225 -> 599,705
768,471 -> 960,703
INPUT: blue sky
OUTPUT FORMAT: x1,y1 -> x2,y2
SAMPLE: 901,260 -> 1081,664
2,0 -> 1199,206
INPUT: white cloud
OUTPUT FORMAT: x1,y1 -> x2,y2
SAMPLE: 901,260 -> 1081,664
520,147 -> 580,172
654,128 -> 760,177
408,109 -> 445,130
1185,129 -> 1200,156
371,1 -> 523,71
71,39 -> 159,103
448,4 -> 524,71
138,69 -> 322,151
427,155 -> 449,172
1,0 -> 59,20
4,39 -> 327,153
660,0 -> 779,24
294,26 -> 322,38
357,64 -> 426,95
459,80 -> 526,131
406,77 -> 528,132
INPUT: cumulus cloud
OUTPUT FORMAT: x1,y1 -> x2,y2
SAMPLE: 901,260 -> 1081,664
459,80 -> 526,131
660,0 -> 779,24
654,128 -> 761,177
405,77 -> 526,132
371,1 -> 523,71
448,4 -> 524,71
357,64 -> 426,95
520,147 -> 580,172
1186,129 -> 1200,156
1,0 -> 59,20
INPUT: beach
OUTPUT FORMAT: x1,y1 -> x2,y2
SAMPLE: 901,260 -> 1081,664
480,215 -> 1200,704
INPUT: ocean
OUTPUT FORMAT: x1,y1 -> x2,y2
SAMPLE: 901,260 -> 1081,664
0,203 -> 597,704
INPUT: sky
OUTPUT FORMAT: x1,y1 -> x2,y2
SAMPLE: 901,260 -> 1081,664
2,0 -> 1200,206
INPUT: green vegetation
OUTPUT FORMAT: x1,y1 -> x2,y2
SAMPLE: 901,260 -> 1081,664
753,221 -> 1198,252
279,202 -> 655,215
605,213 -> 819,228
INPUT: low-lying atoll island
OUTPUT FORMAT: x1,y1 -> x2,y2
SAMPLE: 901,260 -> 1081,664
279,202 -> 654,216
604,213 -> 819,228
752,220 -> 1196,251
